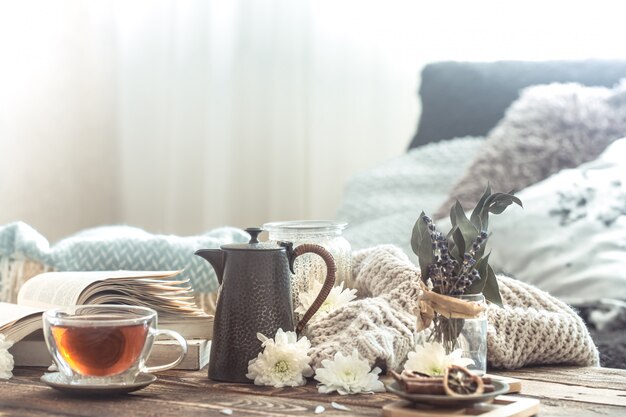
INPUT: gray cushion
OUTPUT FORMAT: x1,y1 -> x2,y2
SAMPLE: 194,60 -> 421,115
433,80 -> 626,220
410,60 -> 626,149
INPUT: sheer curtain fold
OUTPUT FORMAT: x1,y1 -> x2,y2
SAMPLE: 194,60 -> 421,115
0,0 -> 422,239
115,0 -> 417,234
0,0 -> 119,242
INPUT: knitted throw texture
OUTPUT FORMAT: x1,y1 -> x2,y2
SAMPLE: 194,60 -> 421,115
306,245 -> 599,371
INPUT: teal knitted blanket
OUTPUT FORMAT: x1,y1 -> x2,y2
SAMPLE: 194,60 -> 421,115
0,222 -> 248,299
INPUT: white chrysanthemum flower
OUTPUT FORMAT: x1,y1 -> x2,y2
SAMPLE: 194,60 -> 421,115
314,349 -> 385,395
295,281 -> 357,318
0,334 -> 15,380
246,328 -> 313,387
403,341 -> 474,376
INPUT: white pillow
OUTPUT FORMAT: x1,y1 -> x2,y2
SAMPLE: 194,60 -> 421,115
486,138 -> 626,303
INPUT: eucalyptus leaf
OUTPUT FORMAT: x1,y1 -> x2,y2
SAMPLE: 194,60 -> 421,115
417,232 -> 434,282
485,193 -> 523,215
470,184 -> 491,230
450,203 -> 458,228
446,224 -> 457,240
451,227 -> 465,261
477,191 -> 522,228
453,201 -> 479,252
410,212 -> 425,255
465,253 -> 490,294
411,212 -> 433,283
482,264 -> 503,307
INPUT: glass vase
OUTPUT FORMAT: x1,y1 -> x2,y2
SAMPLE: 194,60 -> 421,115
422,293 -> 487,376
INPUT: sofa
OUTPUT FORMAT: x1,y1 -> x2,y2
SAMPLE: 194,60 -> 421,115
338,59 -> 626,368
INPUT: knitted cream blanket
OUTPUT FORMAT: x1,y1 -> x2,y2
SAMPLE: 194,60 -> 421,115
306,245 -> 599,371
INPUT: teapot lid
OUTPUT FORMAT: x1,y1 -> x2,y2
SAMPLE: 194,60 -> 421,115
220,227 -> 286,251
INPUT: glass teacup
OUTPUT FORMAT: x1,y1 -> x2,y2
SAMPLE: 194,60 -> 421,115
43,305 -> 188,385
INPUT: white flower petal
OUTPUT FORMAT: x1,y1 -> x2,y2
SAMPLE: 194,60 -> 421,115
403,341 -> 475,376
314,405 -> 325,414
331,402 -> 351,411
296,282 -> 357,318
317,384 -> 333,394
0,334 -> 14,380
314,349 -> 383,395
220,409 -> 233,415
246,328 -> 312,388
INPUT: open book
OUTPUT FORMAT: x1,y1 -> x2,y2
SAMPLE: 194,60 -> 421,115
0,270 -> 213,344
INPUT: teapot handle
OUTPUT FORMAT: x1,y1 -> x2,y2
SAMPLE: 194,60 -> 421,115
291,243 -> 337,335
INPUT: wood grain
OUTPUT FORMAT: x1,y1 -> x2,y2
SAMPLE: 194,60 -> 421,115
484,374 -> 522,393
1,369 -> 379,417
3,366 -> 626,417
494,366 -> 626,390
382,396 -> 540,417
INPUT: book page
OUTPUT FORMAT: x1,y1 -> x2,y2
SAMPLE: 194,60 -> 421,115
0,302 -> 43,328
17,271 -> 181,309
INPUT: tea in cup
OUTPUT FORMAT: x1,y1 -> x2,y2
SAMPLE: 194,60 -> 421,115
43,305 -> 188,384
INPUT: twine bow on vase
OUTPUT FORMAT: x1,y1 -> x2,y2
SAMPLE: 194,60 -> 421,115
416,285 -> 486,328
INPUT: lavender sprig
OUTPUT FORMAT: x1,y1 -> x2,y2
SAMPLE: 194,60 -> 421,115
421,216 -> 487,297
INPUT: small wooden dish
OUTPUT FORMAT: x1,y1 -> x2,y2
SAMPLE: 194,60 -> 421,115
382,395 -> 540,417
385,380 -> 509,408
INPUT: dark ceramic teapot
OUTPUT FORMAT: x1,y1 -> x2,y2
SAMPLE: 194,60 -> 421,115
195,227 -> 336,383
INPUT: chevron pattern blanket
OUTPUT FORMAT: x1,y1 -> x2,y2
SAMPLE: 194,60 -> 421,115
0,222 -> 248,302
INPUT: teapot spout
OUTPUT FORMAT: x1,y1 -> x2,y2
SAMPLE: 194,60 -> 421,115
195,249 -> 226,285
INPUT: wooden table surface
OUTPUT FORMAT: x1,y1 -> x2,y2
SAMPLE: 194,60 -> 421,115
1,366 -> 625,416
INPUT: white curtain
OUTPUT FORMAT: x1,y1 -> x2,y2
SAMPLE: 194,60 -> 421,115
0,1 -> 119,241
0,0 -> 421,240
113,0 -> 421,235
2,0 -> 625,241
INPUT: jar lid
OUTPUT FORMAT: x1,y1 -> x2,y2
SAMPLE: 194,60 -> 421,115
220,227 -> 286,251
263,220 -> 348,233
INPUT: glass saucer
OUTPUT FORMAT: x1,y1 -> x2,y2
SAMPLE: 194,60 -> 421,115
40,372 -> 157,395
385,380 -> 509,408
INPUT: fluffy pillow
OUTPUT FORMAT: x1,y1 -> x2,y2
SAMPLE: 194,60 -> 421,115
485,138 -> 626,303
338,136 -> 483,255
0,222 -> 249,296
434,80 -> 626,219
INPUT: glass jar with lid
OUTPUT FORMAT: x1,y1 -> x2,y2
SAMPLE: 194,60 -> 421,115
263,220 -> 352,316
